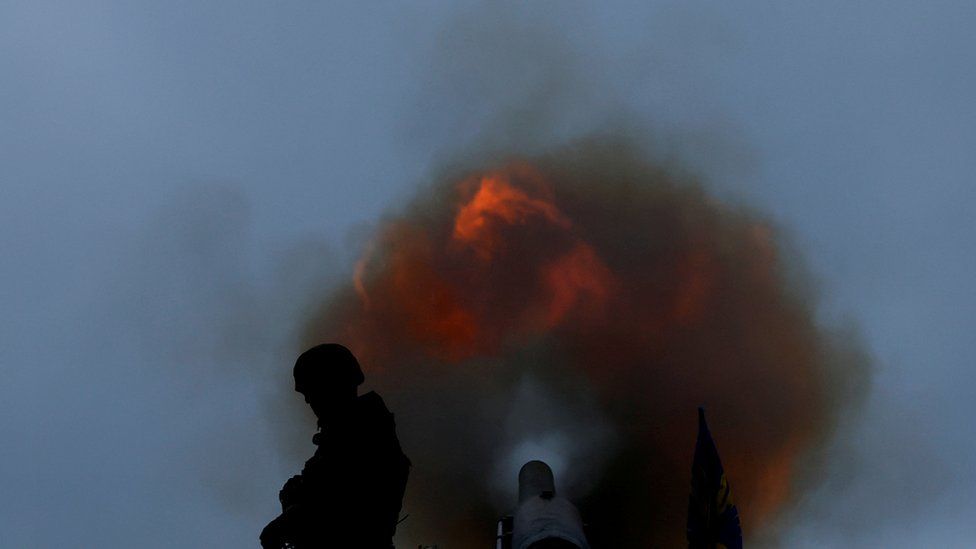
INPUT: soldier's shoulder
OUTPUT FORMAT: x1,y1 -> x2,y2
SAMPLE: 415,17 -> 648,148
356,391 -> 392,416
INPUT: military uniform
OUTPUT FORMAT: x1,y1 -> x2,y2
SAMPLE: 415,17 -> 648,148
265,391 -> 410,548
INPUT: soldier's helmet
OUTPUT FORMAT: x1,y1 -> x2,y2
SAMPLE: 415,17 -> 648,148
293,343 -> 365,394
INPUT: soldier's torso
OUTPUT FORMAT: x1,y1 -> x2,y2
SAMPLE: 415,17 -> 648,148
297,391 -> 409,545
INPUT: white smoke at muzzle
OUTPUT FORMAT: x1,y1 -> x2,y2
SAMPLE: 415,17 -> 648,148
489,374 -> 617,510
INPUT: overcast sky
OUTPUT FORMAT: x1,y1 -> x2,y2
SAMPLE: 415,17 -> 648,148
2,1 -> 975,547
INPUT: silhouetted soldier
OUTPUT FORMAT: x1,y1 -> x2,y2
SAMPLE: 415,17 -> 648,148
261,344 -> 410,548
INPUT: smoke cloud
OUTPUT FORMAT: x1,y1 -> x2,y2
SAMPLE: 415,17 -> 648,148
298,138 -> 868,546
265,4 -> 875,547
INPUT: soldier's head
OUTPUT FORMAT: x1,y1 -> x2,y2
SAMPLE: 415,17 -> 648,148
293,343 -> 364,419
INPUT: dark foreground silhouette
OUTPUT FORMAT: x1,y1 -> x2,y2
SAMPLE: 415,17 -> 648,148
261,344 -> 410,548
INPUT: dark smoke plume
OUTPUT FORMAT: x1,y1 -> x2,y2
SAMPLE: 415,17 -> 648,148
299,137 -> 868,546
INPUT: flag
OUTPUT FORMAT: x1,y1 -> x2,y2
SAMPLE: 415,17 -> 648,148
687,407 -> 743,549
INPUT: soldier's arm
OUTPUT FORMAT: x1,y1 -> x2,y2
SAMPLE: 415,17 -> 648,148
278,474 -> 306,512
260,511 -> 290,549
261,503 -> 308,549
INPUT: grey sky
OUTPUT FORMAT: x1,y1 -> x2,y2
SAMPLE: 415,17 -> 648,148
2,1 -> 974,547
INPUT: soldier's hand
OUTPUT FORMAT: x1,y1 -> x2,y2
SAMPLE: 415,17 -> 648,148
259,516 -> 284,549
278,475 -> 304,510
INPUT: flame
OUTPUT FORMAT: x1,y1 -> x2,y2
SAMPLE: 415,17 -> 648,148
542,243 -> 614,329
354,166 -> 614,355
451,169 -> 614,332
353,246 -> 373,309
453,171 -> 571,259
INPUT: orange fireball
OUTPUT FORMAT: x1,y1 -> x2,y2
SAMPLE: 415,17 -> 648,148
303,147 -> 866,547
